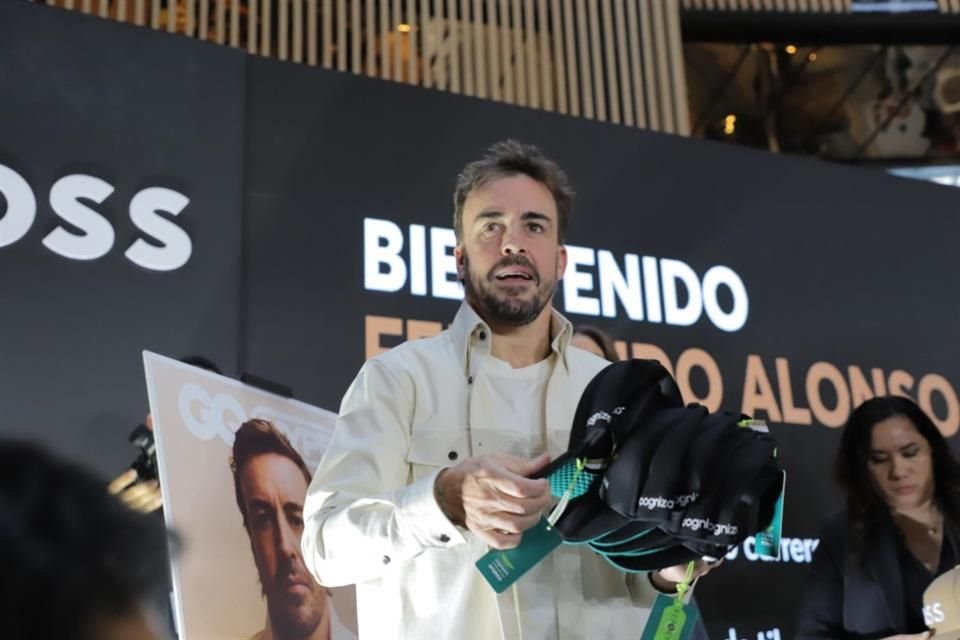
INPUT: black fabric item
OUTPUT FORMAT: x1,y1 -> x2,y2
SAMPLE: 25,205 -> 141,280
668,411 -> 749,513
546,360 -> 683,541
664,430 -> 778,547
549,479 -> 623,543
606,406 -> 709,523
578,408 -> 692,538
796,510 -> 908,638
542,359 -> 782,568
589,526 -> 675,554
898,527 -> 957,633
533,359 -> 682,480
601,543 -> 701,573
639,411 -> 741,541
589,521 -> 659,546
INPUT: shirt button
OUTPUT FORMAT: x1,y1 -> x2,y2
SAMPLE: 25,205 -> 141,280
448,451 -> 458,461
440,534 -> 451,543
467,376 -> 474,385
382,555 -> 391,565
479,330 -> 487,340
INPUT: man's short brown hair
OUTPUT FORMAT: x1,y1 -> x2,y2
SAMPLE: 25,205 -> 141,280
230,419 -> 312,527
453,140 -> 575,243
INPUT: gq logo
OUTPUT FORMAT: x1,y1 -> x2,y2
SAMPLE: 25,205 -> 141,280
176,382 -> 334,466
0,163 -> 192,271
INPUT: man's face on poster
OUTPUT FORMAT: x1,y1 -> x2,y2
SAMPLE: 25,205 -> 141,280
240,453 -> 327,638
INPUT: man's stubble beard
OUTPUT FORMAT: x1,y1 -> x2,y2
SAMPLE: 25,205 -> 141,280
264,553 -> 328,640
266,591 -> 327,640
461,251 -> 559,327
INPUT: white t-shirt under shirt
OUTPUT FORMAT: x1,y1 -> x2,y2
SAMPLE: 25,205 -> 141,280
473,353 -> 559,640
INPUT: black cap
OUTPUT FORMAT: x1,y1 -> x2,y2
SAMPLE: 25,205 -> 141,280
540,359 -> 783,571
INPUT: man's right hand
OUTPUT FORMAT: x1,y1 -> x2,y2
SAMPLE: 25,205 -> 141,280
434,452 -> 553,549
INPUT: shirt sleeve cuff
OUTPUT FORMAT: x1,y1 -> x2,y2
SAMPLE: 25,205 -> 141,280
395,468 -> 466,549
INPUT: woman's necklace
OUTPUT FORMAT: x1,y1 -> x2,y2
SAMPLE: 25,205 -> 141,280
895,504 -> 943,536
926,507 -> 943,537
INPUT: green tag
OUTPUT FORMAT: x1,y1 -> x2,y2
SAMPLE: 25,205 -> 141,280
754,471 -> 786,559
738,418 -> 769,433
475,517 -> 562,593
640,594 -> 699,640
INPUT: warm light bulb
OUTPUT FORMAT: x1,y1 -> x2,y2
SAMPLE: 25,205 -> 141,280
723,114 -> 736,135
397,23 -> 413,33
785,45 -> 797,55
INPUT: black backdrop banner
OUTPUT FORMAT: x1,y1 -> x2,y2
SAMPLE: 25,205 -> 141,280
4,4 -> 960,638
0,4 -> 244,473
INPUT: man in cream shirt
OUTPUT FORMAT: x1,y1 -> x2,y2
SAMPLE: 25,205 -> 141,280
302,140 -> 712,639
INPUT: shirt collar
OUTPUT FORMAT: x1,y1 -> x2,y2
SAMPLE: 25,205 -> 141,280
450,302 -> 574,376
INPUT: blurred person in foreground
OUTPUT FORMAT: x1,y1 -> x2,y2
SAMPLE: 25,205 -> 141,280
0,438 -> 176,640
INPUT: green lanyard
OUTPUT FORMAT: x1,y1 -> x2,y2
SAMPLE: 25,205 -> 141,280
674,560 -> 696,601
547,458 -> 586,527
652,561 -> 696,640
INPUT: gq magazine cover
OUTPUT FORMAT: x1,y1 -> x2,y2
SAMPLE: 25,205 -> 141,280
144,352 -> 358,640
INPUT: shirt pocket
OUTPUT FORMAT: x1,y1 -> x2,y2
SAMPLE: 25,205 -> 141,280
471,427 -> 545,460
405,429 -> 471,483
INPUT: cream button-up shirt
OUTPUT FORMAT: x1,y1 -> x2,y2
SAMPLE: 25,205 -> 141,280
302,303 -> 661,639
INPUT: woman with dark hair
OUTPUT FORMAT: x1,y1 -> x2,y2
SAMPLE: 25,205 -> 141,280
571,325 -> 620,362
796,396 -> 960,639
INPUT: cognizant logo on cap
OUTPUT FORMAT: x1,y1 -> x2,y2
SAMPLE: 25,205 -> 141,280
637,492 -> 699,511
681,517 -> 738,536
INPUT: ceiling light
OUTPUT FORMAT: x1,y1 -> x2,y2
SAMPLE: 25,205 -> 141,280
723,114 -> 736,135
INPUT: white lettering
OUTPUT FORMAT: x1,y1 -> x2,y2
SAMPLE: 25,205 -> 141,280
732,536 -> 821,564
177,383 -> 239,443
430,226 -> 460,299
642,256 -> 663,323
361,218 -> 751,332
43,174 -> 116,261
0,163 -> 36,248
563,245 -> 600,316
726,626 -> 781,640
598,250 -> 643,320
789,538 -> 805,563
364,218 -> 407,292
661,258 -> 703,326
125,187 -> 192,271
587,410 -> 613,427
0,164 -> 192,270
408,224 -> 427,296
680,516 -> 737,536
702,265 -> 749,332
924,603 -> 945,626
175,384 -> 333,469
